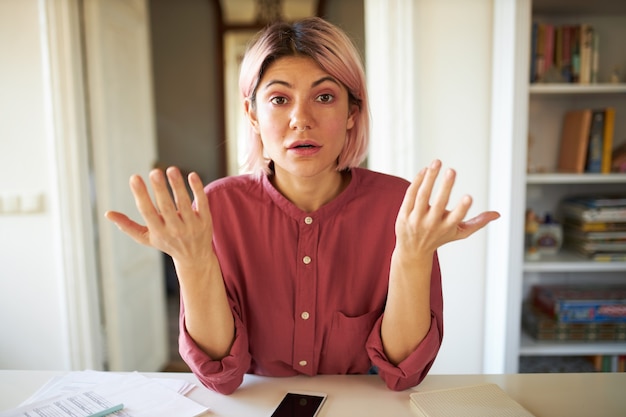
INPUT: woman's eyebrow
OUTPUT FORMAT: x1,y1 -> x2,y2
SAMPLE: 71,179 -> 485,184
311,76 -> 340,88
262,76 -> 340,90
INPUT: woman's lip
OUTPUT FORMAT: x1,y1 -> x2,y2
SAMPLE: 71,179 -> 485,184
287,143 -> 322,156
287,140 -> 321,149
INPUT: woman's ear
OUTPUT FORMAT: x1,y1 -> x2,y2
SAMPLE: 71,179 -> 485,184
244,99 -> 260,133
346,103 -> 358,130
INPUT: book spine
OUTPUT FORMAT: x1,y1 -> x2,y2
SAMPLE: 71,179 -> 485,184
579,24 -> 593,84
530,22 -> 538,83
556,301 -> 626,323
562,25 -> 572,82
536,23 -> 546,81
586,110 -> 605,173
544,24 -> 555,74
601,108 -> 615,173
591,31 -> 600,84
571,26 -> 581,83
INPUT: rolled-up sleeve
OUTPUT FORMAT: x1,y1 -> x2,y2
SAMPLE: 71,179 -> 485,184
178,299 -> 251,395
365,253 -> 444,391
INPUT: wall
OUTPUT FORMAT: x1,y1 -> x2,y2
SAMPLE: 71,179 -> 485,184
0,0 -> 69,369
415,0 -> 493,374
366,0 -> 494,374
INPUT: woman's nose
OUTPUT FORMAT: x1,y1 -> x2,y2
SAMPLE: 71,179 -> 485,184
289,102 -> 312,131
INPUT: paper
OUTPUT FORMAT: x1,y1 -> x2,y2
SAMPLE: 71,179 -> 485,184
1,371 -> 208,417
409,383 -> 536,417
0,391 -> 127,417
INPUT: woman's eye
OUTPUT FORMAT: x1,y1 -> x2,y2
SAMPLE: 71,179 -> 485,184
270,96 -> 287,105
316,93 -> 334,103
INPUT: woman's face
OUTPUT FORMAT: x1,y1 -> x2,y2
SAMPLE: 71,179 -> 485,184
246,56 -> 356,182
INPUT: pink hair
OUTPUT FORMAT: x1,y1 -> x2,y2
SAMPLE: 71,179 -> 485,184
238,17 -> 370,177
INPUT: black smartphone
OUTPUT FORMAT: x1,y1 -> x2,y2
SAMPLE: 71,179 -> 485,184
270,391 -> 328,417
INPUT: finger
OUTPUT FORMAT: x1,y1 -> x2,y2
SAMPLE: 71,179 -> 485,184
105,210 -> 150,246
130,174 -> 162,226
447,194 -> 473,226
188,172 -> 209,213
398,167 -> 426,218
166,166 -> 193,216
415,159 -> 442,214
149,169 -> 178,219
456,210 -> 501,239
430,167 -> 456,216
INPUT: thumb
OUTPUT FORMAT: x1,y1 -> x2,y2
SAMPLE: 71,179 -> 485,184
105,210 -> 150,246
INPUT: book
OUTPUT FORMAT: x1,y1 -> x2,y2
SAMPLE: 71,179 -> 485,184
579,24 -> 593,84
522,303 -> 626,341
571,26 -> 581,83
563,218 -> 626,232
557,109 -> 592,173
530,22 -> 538,83
563,194 -> 626,208
543,24 -> 554,74
601,108 -> 615,173
560,196 -> 626,223
534,23 -> 546,81
591,31 -> 600,83
409,383 -> 535,417
532,285 -> 626,323
585,110 -> 605,173
590,252 -> 626,262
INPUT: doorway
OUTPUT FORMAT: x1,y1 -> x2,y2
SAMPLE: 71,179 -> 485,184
148,0 -> 365,371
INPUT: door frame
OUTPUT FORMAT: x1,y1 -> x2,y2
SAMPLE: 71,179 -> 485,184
42,0 -> 105,370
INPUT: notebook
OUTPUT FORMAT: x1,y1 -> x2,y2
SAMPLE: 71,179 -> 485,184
409,383 -> 536,417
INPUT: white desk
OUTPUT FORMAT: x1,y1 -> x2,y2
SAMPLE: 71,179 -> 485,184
1,371 -> 625,416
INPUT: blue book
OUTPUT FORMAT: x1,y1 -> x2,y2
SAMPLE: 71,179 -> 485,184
585,109 -> 605,173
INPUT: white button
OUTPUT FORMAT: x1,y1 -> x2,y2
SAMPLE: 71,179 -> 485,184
304,216 -> 313,225
303,256 -> 311,264
301,311 -> 310,320
299,360 -> 308,367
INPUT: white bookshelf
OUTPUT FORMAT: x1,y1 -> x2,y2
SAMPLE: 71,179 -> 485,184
514,0 -> 626,373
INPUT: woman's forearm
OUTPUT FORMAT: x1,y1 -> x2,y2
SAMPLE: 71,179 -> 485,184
175,254 -> 235,360
381,250 -> 434,365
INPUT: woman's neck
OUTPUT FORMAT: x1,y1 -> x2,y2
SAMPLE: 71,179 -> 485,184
271,167 -> 351,213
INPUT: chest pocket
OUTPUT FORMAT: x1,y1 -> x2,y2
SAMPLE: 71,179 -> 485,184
320,309 -> 380,374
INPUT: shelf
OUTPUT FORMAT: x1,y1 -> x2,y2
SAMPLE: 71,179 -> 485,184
519,332 -> 626,356
529,84 -> 626,94
526,173 -> 626,184
524,251 -> 626,272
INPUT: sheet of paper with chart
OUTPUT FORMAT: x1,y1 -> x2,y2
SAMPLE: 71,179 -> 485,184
0,371 -> 208,417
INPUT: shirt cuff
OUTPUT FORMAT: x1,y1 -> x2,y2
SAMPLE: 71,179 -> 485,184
366,314 -> 443,391
178,306 -> 251,395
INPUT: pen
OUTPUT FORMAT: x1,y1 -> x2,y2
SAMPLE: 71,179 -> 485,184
87,403 -> 124,417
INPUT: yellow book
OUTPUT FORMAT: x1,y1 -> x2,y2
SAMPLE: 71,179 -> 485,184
409,383 -> 536,417
601,107 -> 615,173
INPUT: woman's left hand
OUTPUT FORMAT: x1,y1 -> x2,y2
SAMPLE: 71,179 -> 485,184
394,159 -> 500,259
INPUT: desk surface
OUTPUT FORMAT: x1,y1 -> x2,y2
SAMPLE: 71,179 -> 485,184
1,371 -> 625,416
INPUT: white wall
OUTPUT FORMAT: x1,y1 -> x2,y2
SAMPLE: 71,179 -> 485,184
0,0 -> 69,369
366,0 -> 494,374
417,0 -> 493,374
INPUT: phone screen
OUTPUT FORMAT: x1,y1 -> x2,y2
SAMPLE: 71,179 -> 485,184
270,392 -> 327,417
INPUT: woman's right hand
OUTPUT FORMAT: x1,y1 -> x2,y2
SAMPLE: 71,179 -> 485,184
105,166 -> 215,269
107,166 -> 236,359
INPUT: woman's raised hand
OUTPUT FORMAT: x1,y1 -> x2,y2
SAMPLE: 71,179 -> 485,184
105,166 -> 215,267
395,159 -> 500,259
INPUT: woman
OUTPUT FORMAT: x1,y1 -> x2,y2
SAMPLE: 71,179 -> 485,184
105,17 -> 499,395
